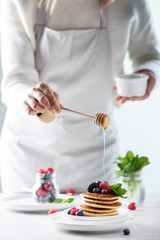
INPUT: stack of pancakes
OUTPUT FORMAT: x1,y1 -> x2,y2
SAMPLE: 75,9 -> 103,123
79,192 -> 122,216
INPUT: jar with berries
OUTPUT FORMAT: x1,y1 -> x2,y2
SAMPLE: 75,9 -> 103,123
33,167 -> 60,203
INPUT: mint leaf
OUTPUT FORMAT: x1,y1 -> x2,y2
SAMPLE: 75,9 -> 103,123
117,163 -> 124,170
126,151 -> 134,161
114,152 -> 150,175
63,198 -> 74,203
54,198 -> 63,203
123,162 -> 132,174
111,183 -> 127,198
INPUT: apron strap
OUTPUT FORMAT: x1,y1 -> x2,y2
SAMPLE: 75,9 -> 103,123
37,2 -> 108,30
37,0 -> 48,26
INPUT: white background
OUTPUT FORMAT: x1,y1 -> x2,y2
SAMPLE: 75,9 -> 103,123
0,0 -> 160,194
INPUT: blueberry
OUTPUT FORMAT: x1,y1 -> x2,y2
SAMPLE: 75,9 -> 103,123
76,210 -> 84,216
104,181 -> 108,184
101,189 -> 107,194
93,188 -> 100,193
123,229 -> 130,235
67,210 -> 71,215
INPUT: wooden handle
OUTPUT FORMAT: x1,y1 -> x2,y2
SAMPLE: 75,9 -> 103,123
61,107 -> 94,119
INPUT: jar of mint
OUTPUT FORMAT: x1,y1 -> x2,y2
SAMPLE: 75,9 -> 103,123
114,151 -> 150,206
122,171 -> 145,205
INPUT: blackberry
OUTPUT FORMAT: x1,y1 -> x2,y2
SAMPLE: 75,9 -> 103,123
97,181 -> 102,186
87,182 -> 98,193
93,188 -> 100,193
123,229 -> 130,235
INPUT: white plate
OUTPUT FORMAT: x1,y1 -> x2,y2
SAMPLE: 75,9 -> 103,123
49,211 -> 134,232
63,208 -> 129,222
0,193 -> 76,212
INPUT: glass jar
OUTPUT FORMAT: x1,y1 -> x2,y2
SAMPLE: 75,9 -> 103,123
122,171 -> 145,206
33,169 -> 59,203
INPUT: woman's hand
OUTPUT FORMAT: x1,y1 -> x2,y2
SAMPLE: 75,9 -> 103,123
112,70 -> 156,104
24,82 -> 61,115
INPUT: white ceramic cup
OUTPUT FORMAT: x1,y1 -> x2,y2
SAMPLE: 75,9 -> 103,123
115,74 -> 149,97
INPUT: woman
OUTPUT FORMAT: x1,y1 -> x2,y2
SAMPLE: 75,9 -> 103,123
0,0 -> 159,193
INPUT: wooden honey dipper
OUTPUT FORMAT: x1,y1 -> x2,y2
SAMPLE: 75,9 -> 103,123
37,107 -> 110,130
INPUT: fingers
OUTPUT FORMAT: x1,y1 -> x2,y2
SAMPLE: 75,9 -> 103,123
31,88 -> 54,114
37,83 -> 61,114
24,82 -> 61,116
146,76 -> 155,96
26,94 -> 46,113
23,101 -> 37,116
112,86 -> 117,91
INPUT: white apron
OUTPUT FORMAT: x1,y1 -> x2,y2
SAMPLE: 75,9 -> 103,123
0,4 -> 119,193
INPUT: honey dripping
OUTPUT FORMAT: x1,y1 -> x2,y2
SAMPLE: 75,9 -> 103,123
93,113 -> 111,181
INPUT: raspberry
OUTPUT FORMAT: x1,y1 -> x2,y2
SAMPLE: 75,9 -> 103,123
37,188 -> 48,197
128,202 -> 136,210
38,169 -> 46,174
46,167 -> 54,173
44,184 -> 52,191
99,183 -> 111,192
70,207 -> 77,210
48,209 -> 57,215
66,189 -> 75,196
70,208 -> 79,215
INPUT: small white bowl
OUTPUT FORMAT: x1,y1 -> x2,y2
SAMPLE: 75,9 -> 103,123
115,74 -> 149,97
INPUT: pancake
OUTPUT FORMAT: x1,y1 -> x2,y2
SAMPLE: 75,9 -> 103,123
81,192 -> 119,201
84,200 -> 122,209
82,210 -> 119,217
82,196 -> 119,205
78,204 -> 116,213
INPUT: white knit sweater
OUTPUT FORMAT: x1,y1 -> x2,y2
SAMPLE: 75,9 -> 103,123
1,0 -> 160,112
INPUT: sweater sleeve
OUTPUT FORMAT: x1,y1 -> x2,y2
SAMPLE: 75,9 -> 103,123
1,0 -> 39,113
128,0 -> 160,88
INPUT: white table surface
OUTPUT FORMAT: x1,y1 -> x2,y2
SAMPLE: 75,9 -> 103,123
0,193 -> 160,240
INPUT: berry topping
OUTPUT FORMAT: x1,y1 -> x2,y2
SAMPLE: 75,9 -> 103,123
99,183 -> 111,192
97,181 -> 102,186
44,184 -> 52,191
104,181 -> 108,184
76,210 -> 84,216
101,189 -> 108,194
67,210 -> 71,215
46,167 -> 54,173
128,202 -> 136,210
123,229 -> 130,235
38,169 -> 46,174
66,189 -> 75,196
93,188 -> 100,193
87,182 -> 99,193
48,209 -> 57,215
70,208 -> 79,215
70,207 -> 77,210
36,188 -> 48,197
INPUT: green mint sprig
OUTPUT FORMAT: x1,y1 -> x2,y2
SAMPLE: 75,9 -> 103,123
114,151 -> 150,178
110,183 -> 127,198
